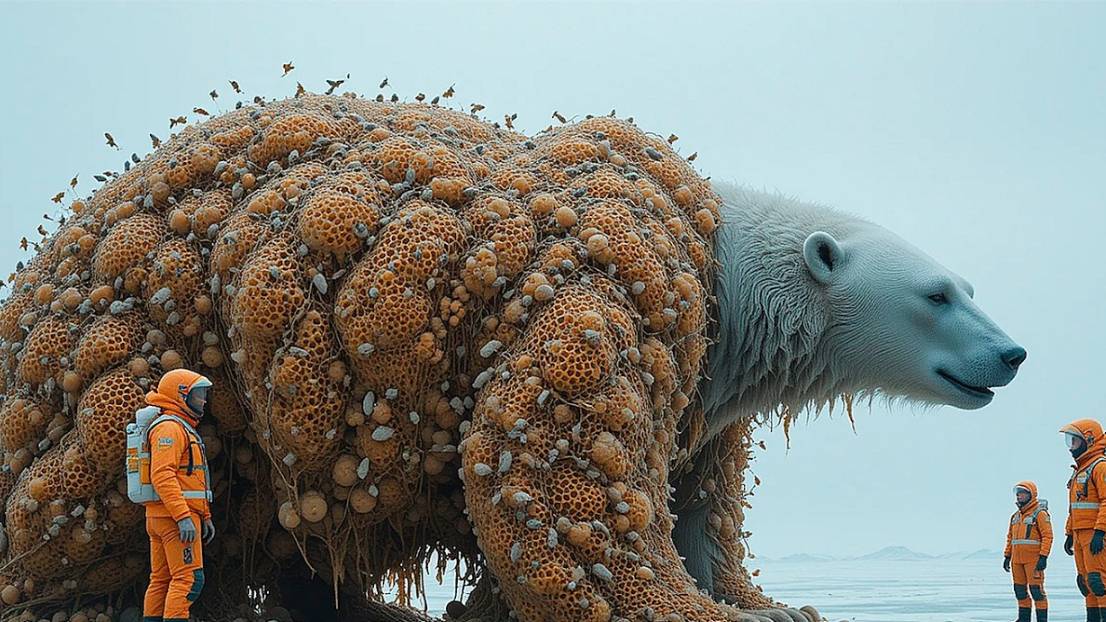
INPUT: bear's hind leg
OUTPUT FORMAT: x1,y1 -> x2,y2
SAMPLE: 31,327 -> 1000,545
672,425 -> 822,622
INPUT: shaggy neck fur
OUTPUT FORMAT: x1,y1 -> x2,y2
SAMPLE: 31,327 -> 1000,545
698,183 -> 872,441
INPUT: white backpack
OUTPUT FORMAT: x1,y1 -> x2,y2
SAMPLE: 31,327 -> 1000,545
125,406 -> 212,504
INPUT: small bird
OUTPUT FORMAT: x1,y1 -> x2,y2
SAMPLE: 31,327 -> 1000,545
169,116 -> 187,128
150,134 -> 162,149
687,152 -> 698,162
209,89 -> 219,101
37,224 -> 48,237
282,62 -> 295,76
415,93 -> 426,102
19,237 -> 28,251
105,133 -> 118,149
69,175 -> 78,188
552,111 -> 567,124
51,192 -> 65,204
229,80 -> 242,93
295,82 -> 306,97
379,77 -> 389,89
193,107 -> 210,116
325,74 -> 349,95
470,103 -> 485,114
667,134 -> 678,144
443,84 -> 455,98
504,113 -> 517,130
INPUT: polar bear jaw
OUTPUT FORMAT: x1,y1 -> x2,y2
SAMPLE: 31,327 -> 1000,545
699,183 -> 1025,441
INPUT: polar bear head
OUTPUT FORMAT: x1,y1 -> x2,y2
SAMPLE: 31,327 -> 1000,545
802,224 -> 1025,410
701,185 -> 1026,434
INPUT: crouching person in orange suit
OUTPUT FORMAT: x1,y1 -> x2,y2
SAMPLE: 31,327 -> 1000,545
141,369 -> 216,622
1062,419 -> 1106,622
1005,481 -> 1052,622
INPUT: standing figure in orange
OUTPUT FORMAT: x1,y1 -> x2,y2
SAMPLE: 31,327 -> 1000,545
140,369 -> 216,622
1062,419 -> 1106,622
1005,481 -> 1052,622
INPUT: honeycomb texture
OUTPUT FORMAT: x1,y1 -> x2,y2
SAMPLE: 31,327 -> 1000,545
0,94 -> 739,621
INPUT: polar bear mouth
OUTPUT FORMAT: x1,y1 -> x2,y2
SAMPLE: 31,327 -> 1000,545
936,369 -> 995,399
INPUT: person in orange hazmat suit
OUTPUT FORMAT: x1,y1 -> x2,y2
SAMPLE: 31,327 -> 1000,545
1005,480 -> 1052,622
1063,419 -> 1106,622
141,368 -> 215,622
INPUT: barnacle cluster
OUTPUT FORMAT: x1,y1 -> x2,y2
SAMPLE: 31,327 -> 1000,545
0,93 -> 729,622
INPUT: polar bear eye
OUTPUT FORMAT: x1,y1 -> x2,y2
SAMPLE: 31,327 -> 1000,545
927,293 -> 949,305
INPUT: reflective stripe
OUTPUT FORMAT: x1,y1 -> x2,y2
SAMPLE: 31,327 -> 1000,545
182,491 -> 209,499
1073,502 -> 1101,509
1012,539 -> 1041,545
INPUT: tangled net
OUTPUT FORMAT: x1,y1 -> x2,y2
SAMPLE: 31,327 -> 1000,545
0,92 -> 732,622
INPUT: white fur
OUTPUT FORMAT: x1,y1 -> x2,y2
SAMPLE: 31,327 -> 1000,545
698,182 -> 1023,442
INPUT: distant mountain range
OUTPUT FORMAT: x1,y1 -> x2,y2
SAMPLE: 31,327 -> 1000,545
756,546 -> 1002,563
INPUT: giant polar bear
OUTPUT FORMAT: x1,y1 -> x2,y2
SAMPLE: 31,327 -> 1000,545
0,94 -> 1024,622
669,183 -> 1025,617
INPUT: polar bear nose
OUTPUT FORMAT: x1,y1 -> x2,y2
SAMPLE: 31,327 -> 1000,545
1001,346 -> 1027,370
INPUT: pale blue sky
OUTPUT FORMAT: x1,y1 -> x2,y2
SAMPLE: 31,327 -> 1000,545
1,2 -> 1104,561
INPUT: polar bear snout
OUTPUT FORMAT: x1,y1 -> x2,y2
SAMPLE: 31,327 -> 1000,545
1001,346 -> 1027,371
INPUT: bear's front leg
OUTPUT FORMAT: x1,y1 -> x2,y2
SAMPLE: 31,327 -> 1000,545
461,285 -> 744,622
671,426 -> 821,622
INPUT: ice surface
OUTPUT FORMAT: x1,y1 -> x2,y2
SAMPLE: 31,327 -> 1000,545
404,558 -> 1082,621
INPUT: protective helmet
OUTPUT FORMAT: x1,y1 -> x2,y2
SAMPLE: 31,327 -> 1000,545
1013,481 -> 1036,508
1060,419 -> 1104,460
154,368 -> 213,419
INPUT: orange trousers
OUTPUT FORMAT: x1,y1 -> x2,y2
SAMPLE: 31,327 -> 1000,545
143,514 -> 204,621
1011,561 -> 1047,609
1074,529 -> 1106,607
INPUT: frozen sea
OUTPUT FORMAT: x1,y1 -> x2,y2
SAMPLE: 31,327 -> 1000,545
404,556 -> 1083,621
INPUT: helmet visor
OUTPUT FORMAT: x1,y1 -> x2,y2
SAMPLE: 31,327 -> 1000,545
185,380 -> 212,415
1065,431 -> 1085,450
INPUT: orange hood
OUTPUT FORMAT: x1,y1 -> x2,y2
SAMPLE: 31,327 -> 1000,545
145,368 -> 211,424
1015,480 -> 1038,514
1061,418 -> 1106,468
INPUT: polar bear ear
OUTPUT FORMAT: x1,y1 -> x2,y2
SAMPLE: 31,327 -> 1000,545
802,231 -> 844,284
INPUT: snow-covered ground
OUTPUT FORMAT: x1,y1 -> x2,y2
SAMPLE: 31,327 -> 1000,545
403,550 -> 1083,621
